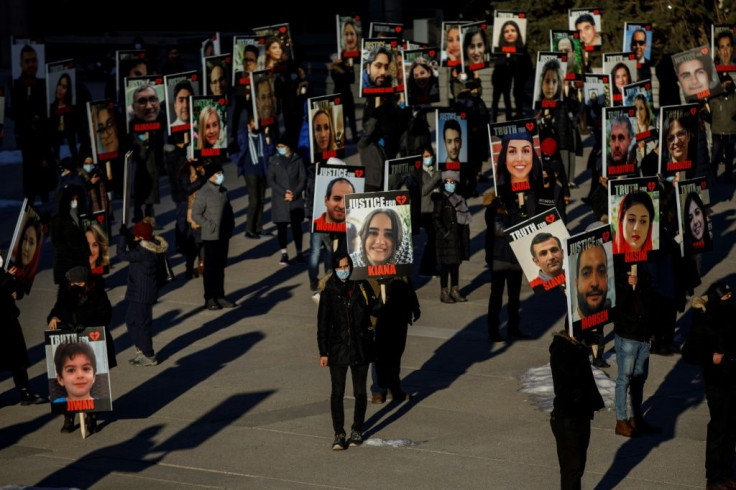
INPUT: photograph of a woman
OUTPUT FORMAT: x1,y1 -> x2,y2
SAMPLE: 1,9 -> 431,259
462,26 -> 489,71
312,109 -> 337,157
406,57 -> 439,105
349,208 -> 412,268
9,212 -> 43,295
90,102 -> 119,159
442,23 -> 462,67
86,223 -> 110,277
682,191 -> 712,253
340,18 -> 361,57
535,58 -> 564,107
610,62 -> 632,105
495,19 -> 525,53
198,105 -> 223,150
612,191 -> 656,256
494,131 -> 542,193
663,113 -> 692,165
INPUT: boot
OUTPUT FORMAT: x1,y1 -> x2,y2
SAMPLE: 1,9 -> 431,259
615,419 -> 635,437
60,413 -> 75,433
450,286 -> 468,302
440,288 -> 455,304
86,412 -> 98,434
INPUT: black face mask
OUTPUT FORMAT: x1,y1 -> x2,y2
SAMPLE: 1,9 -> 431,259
68,284 -> 86,302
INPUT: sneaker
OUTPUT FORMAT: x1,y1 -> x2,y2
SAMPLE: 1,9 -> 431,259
217,297 -> 236,308
19,390 -> 46,405
60,414 -> 75,433
311,291 -> 321,306
128,349 -> 144,365
332,433 -> 347,450
348,430 -> 363,447
85,412 -> 98,434
206,298 -> 222,310
279,253 -> 289,266
131,355 -> 158,367
245,231 -> 259,239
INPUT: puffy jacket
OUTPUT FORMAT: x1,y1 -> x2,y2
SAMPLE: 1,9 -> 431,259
117,233 -> 168,305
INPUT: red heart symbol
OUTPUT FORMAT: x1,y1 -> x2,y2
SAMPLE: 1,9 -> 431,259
701,181 -> 707,189
645,25 -> 651,30
545,214 -> 555,223
396,26 -> 402,33
391,41 -> 397,47
603,76 -> 609,83
192,74 -> 198,81
519,13 -> 526,18
593,9 -> 600,14
562,55 -> 567,62
211,34 -> 217,40
526,122 -> 534,131
414,161 -> 421,169
279,26 -> 287,33
218,98 -> 225,105
573,32 -> 579,38
629,109 -> 635,116
396,195 -> 407,205
108,102 -> 115,109
355,15 -> 361,21
335,97 -> 341,104
97,215 -> 105,223
647,181 -> 656,191
630,54 -> 636,60
701,47 -> 708,55
155,78 -> 163,84
481,24 -> 487,30
89,331 -> 100,341
429,50 -> 435,57
690,107 -> 697,115
258,38 -> 265,45
139,52 -> 145,59
602,231 -> 610,242
645,83 -> 651,89
225,57 -> 231,63
355,169 -> 364,177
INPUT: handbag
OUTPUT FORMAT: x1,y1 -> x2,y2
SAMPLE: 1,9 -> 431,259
156,253 -> 175,288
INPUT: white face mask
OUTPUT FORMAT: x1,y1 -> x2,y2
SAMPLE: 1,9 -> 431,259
335,269 -> 350,280
423,157 -> 434,167
83,164 -> 95,173
214,173 -> 225,186
70,199 -> 78,209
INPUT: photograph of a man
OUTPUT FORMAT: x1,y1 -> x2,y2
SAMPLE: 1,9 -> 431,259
362,45 -> 393,91
313,177 -> 355,233
529,233 -> 564,292
243,45 -> 260,74
442,119 -> 463,165
171,80 -> 193,127
673,47 -> 721,101
715,30 -> 736,68
253,73 -> 277,127
573,244 -> 612,321
606,114 -> 636,174
573,13 -> 602,48
626,27 -> 651,80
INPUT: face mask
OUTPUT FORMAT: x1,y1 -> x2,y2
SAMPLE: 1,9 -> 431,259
69,284 -> 85,298
335,269 -> 350,280
277,147 -> 287,156
70,200 -> 78,209
444,183 -> 456,194
83,164 -> 95,173
423,157 -> 434,167
214,173 -> 225,186
666,175 -> 675,183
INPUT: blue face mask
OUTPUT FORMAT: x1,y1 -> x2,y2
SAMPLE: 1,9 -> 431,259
335,269 -> 350,280
444,182 -> 456,194
214,173 -> 224,186
423,157 -> 434,167
83,164 -> 95,173
277,147 -> 287,156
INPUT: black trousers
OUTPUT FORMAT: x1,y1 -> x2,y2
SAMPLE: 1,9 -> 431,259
440,263 -> 459,288
329,363 -> 369,435
203,239 -> 229,301
419,213 -> 437,273
705,384 -> 736,485
487,267 -> 522,336
276,208 -> 304,253
125,300 -> 154,357
550,416 -> 591,490
243,174 -> 266,235
376,321 -> 408,395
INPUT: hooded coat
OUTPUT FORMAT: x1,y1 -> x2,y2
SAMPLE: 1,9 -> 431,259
117,233 -> 168,305
51,185 -> 90,285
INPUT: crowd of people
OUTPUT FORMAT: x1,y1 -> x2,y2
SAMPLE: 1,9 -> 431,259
2,13 -> 736,488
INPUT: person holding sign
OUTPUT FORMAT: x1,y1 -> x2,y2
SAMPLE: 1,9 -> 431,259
317,252 -> 378,450
613,191 -> 654,256
432,171 -> 470,303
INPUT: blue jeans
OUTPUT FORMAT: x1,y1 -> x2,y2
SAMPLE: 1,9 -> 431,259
614,335 -> 650,421
308,232 -> 332,285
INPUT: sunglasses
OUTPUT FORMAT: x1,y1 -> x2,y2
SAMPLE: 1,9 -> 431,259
631,40 -> 646,46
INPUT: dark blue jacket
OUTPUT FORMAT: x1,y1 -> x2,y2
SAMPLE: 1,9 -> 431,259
117,234 -> 168,305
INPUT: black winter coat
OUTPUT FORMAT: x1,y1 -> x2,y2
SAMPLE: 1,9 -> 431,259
0,270 -> 30,371
51,187 -> 90,285
613,258 -> 655,342
693,298 -> 736,388
550,332 -> 605,419
317,275 -> 377,367
432,191 -> 469,265
117,233 -> 168,305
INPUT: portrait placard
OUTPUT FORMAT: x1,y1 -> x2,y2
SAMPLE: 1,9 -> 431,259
441,21 -> 466,67
436,109 -> 468,172
506,208 -> 570,294
45,327 -> 112,414
492,11 -> 527,55
312,164 -> 366,234
672,46 -> 722,102
252,23 -> 294,70
568,8 -> 603,51
203,54 -> 232,97
564,224 -> 616,336
11,41 -> 46,81
622,80 -> 657,144
603,52 -> 637,106
712,25 -> 736,72
403,47 -> 441,106
124,75 -> 165,134
384,155 -> 422,192
232,36 -> 264,96
46,59 -> 75,118
164,71 -> 199,135
308,94 -> 346,163
191,96 -> 228,158
584,74 -> 611,111
676,177 -> 713,256
360,38 -> 399,96
5,200 -> 43,295
346,190 -> 413,280
488,118 -> 541,195
534,52 -> 568,109
337,15 -> 362,59
602,106 -> 638,178
250,70 -> 277,129
87,100 -> 120,163
550,31 -> 583,80
658,104 -> 699,175
623,22 -> 653,75
115,50 -> 146,103
608,176 -> 660,263
460,21 -> 491,72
